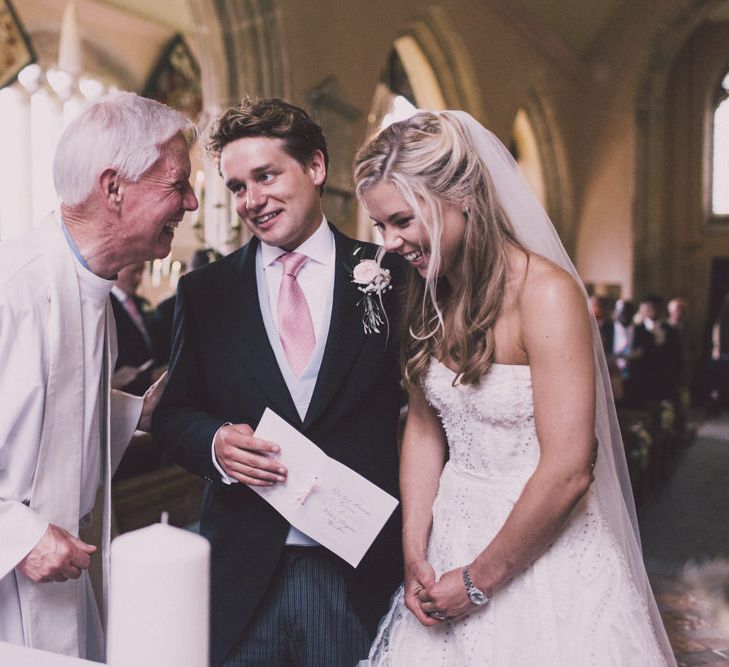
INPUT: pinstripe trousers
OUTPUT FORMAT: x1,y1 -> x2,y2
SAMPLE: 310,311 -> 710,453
222,547 -> 371,667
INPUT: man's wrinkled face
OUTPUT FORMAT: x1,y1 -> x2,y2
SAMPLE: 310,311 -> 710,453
119,134 -> 198,260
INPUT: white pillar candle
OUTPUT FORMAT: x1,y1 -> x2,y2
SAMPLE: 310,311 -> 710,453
151,258 -> 162,287
190,169 -> 205,227
169,260 -> 182,290
205,167 -> 227,249
58,3 -> 83,76
107,517 -> 210,667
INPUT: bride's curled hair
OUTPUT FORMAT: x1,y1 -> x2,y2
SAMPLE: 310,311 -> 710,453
354,111 -> 526,388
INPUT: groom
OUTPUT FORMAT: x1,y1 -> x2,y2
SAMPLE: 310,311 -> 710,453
152,98 -> 403,666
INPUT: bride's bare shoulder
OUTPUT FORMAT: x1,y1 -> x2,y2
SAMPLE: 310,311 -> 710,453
513,251 -> 588,324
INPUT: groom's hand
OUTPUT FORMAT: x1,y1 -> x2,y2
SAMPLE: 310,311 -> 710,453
214,423 -> 288,486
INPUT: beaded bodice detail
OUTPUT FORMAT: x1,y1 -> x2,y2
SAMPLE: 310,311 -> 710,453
423,360 -> 538,480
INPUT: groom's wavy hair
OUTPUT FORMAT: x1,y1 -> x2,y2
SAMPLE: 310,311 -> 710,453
354,111 -> 526,388
205,97 -> 329,194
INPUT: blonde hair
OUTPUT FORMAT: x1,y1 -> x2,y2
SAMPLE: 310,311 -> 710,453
354,111 -> 525,387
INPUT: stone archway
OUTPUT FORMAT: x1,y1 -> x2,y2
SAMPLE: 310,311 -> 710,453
634,0 -> 729,293
635,0 -> 729,380
519,87 -> 576,257
188,0 -> 290,116
394,10 -> 574,257
354,6 -> 487,241
395,5 -> 485,119
185,0 -> 290,249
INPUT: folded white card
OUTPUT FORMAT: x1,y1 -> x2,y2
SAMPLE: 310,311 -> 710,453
252,408 -> 399,567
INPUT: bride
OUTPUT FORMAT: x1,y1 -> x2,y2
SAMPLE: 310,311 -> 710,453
353,111 -> 675,666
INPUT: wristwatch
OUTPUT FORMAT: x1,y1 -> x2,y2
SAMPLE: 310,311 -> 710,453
462,565 -> 491,606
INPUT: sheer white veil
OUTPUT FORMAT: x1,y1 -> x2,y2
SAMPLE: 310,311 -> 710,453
445,110 -> 674,662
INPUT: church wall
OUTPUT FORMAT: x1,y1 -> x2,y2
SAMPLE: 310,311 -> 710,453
569,1 -> 696,297
664,20 -> 729,359
277,1 -> 577,238
274,0 -> 705,301
11,0 -> 725,304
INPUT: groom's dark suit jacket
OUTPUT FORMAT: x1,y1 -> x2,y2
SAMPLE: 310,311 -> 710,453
152,225 -> 403,666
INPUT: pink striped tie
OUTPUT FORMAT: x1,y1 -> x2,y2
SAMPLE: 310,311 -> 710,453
277,252 -> 315,376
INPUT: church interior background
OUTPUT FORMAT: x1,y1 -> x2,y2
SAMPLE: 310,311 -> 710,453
4,1 -> 729,664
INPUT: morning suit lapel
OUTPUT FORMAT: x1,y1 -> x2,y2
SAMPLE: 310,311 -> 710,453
228,239 -> 301,426
303,227 -> 366,430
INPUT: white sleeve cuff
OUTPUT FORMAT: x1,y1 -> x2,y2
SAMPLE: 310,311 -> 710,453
211,422 -> 238,485
110,390 -> 144,475
0,501 -> 49,579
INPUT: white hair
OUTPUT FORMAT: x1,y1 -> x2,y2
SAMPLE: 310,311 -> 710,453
53,91 -> 198,206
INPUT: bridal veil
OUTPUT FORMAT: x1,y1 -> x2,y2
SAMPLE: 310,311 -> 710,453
444,110 -> 674,662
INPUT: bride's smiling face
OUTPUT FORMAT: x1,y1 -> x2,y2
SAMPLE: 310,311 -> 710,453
362,181 -> 466,282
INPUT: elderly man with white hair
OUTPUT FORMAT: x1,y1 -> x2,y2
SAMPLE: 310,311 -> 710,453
0,92 -> 198,660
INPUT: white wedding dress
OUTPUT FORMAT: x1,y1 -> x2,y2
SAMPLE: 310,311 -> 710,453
365,359 -> 669,666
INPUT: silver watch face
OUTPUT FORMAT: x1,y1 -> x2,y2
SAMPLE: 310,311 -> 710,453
468,589 -> 488,606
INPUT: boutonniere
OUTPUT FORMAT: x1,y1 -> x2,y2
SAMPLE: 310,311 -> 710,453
348,245 -> 392,335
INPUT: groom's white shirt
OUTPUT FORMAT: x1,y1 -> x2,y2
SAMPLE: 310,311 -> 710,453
259,217 -> 335,355
212,217 -> 335,546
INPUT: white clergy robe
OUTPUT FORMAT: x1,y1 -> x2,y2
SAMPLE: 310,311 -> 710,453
0,215 -> 142,660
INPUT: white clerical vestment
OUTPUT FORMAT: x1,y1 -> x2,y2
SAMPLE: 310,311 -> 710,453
0,215 -> 142,660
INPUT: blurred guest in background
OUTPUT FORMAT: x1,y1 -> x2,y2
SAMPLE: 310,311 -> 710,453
590,294 -> 612,327
110,262 -> 158,395
636,295 -> 681,404
591,294 -> 614,357
667,297 -> 693,403
668,297 -> 689,330
606,299 -> 648,406
706,293 -> 729,412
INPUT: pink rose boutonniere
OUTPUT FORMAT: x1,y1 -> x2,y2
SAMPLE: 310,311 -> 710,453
350,247 -> 392,335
